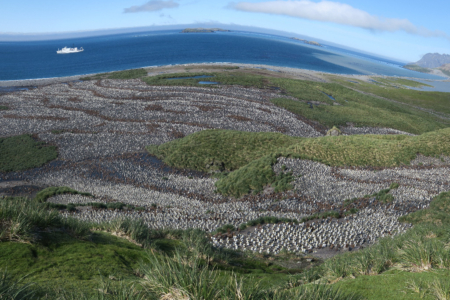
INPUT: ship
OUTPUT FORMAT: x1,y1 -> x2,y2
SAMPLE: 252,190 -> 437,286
57,45 -> 84,54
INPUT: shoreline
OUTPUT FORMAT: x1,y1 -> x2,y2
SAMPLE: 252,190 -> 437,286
0,62 -> 448,88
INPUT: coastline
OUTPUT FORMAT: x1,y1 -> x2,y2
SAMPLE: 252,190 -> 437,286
0,62 -> 448,88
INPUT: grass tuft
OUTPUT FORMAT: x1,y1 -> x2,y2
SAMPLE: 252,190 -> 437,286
35,186 -> 93,203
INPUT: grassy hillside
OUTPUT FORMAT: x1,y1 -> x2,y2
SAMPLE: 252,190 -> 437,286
1,195 -> 357,299
147,128 -> 450,197
3,192 -> 450,299
329,75 -> 450,117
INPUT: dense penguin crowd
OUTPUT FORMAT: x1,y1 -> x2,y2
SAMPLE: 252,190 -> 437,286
1,78 -> 449,255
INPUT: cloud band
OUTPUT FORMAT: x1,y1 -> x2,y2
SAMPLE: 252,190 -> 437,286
231,1 -> 448,39
124,0 -> 179,13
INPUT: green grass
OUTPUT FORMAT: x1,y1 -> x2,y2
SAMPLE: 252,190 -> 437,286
143,71 -> 267,88
147,128 -> 450,197
286,127 -> 450,167
399,192 -> 450,225
329,75 -> 450,118
374,77 -> 433,88
35,186 -> 93,203
80,68 -> 147,81
335,269 -> 450,300
0,135 -> 58,172
147,130 -> 299,173
0,232 -> 148,294
0,198 -> 314,298
0,196 -> 90,243
0,105 -> 9,110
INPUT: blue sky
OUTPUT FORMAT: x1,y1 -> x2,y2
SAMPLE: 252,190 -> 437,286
1,0 -> 449,62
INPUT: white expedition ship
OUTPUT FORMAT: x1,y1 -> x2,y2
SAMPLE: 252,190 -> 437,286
57,46 -> 84,54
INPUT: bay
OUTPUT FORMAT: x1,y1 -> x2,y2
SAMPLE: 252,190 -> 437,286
0,30 -> 443,81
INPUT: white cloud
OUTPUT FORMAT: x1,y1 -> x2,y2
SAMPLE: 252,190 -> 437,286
230,1 -> 449,39
124,1 -> 179,13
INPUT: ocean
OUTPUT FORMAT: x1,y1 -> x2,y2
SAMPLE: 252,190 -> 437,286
0,30 -> 444,81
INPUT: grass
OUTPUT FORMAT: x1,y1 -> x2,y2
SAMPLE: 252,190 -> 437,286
399,192 -> 450,226
299,191 -> 450,299
0,134 -> 58,172
0,105 -> 9,110
80,68 -> 147,81
0,196 -> 90,243
373,77 -> 433,88
147,128 -> 450,197
35,186 -> 93,203
329,75 -> 450,118
0,270 -> 37,300
3,192 -> 450,299
147,130 -> 299,173
0,198 -> 317,298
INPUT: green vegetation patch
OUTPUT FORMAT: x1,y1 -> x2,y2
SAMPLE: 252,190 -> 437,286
374,77 -> 433,88
35,186 -> 93,203
0,134 -> 58,172
268,77 -> 447,134
0,197 -> 90,242
143,71 -> 267,88
80,68 -> 147,80
0,231 -> 148,295
286,127 -> 450,167
0,105 -> 9,110
147,129 -> 299,173
329,74 -> 450,118
399,192 -> 450,225
148,128 -> 450,197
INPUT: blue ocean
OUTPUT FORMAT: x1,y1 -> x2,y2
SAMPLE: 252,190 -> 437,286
0,30 -> 443,81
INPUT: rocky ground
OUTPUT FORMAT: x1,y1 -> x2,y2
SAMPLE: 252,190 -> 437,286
1,78 -> 449,257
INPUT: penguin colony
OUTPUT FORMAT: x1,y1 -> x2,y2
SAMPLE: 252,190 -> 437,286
1,79 -> 448,255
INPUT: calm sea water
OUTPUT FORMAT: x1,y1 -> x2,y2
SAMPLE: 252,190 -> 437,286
0,30 -> 443,81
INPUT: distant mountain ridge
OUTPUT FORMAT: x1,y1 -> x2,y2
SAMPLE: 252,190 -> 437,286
414,53 -> 450,68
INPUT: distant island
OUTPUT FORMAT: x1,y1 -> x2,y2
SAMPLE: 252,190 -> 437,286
181,28 -> 231,33
290,37 -> 322,47
404,53 -> 450,76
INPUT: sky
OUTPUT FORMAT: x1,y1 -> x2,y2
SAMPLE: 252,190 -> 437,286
1,0 -> 449,62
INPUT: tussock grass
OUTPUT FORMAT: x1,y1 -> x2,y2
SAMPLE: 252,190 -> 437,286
0,270 -> 36,300
35,186 -> 93,203
147,130 -> 298,173
0,197 -> 90,242
0,134 -> 58,172
148,128 -> 450,197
